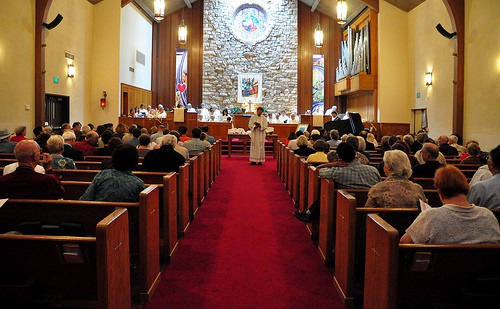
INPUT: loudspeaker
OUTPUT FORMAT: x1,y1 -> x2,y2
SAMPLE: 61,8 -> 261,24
43,14 -> 63,30
435,23 -> 456,39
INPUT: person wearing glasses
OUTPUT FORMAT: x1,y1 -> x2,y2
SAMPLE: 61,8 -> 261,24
0,140 -> 64,199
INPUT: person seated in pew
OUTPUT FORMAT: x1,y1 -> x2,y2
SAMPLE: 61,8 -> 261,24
74,130 -> 99,156
356,136 -> 371,160
377,141 -> 420,176
46,135 -> 76,169
414,138 -> 447,164
80,144 -> 145,202
448,134 -> 466,156
367,133 -> 378,148
293,143 -> 380,223
141,135 -> 186,173
346,136 -> 369,164
168,131 -> 189,159
100,137 -> 123,170
0,128 -> 16,153
460,142 -> 482,165
468,145 -> 500,209
327,129 -> 341,149
136,134 -> 158,157
62,131 -> 84,161
285,131 -> 296,147
365,150 -> 426,208
469,165 -> 492,187
360,130 -> 375,150
0,140 -> 64,199
183,127 -> 212,156
307,140 -> 329,164
438,134 -> 459,156
94,130 -> 115,156
401,165 -> 500,244
293,135 -> 315,157
412,142 -> 445,178
287,131 -> 304,151
178,126 -> 191,143
201,126 -> 216,145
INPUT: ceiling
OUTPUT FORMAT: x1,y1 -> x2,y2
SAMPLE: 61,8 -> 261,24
132,0 -> 426,22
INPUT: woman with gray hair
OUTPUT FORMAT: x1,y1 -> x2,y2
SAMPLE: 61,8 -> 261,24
47,135 -> 76,169
365,150 -> 426,208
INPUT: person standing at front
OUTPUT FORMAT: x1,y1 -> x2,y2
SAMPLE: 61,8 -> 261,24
248,107 -> 268,165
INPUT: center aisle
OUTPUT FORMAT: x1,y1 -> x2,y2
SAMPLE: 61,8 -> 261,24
144,156 -> 344,308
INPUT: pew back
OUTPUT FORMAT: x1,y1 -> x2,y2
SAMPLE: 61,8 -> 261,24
0,207 -> 131,309
364,214 -> 500,309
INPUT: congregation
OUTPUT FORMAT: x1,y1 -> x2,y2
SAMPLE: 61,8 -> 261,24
0,121 -> 214,202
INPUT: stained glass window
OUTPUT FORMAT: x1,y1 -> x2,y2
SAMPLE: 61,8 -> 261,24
232,5 -> 269,44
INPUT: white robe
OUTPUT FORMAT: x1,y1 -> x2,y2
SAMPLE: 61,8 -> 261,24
248,114 -> 268,163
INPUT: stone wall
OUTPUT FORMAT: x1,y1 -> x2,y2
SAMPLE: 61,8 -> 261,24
202,0 -> 298,114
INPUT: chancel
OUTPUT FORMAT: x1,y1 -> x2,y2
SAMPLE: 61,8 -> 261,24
1,0 -> 499,308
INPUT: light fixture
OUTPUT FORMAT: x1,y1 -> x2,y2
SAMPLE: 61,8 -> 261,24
178,19 -> 187,44
100,91 -> 107,109
154,0 -> 165,21
425,72 -> 432,86
67,63 -> 75,78
337,0 -> 347,25
314,11 -> 323,48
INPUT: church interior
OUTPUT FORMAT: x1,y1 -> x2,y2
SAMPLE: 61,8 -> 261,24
0,0 -> 499,308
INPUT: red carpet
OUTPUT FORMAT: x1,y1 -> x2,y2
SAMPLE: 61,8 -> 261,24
144,156 -> 344,308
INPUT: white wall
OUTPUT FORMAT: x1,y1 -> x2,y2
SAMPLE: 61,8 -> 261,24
88,0 -> 121,126
408,0 -> 454,137
45,0 -> 94,126
378,1 -> 410,124
119,4 -> 152,91
463,0 -> 500,151
0,0 -> 35,136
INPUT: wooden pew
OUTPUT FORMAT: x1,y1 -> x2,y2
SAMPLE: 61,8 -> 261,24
298,158 -> 309,212
333,190 -> 420,306
0,208 -> 130,308
364,214 -> 500,309
3,187 -> 160,303
0,152 -> 15,159
61,176 -> 179,263
189,155 -> 200,220
318,180 -> 441,268
54,166 -> 191,239
0,158 -> 16,167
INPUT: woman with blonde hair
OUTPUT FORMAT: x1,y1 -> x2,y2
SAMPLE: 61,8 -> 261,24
365,150 -> 425,208
47,135 -> 76,169
366,133 -> 378,147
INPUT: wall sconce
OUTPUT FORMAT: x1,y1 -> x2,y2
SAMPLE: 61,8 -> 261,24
178,19 -> 187,44
154,0 -> 165,21
100,91 -> 107,109
67,63 -> 75,78
425,72 -> 432,86
337,0 -> 347,25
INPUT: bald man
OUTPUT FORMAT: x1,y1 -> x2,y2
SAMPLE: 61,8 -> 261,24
0,140 -> 64,199
412,143 -> 445,178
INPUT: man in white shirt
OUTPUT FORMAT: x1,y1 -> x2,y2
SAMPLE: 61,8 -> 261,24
278,111 -> 289,124
468,145 -> 500,209
199,103 -> 210,122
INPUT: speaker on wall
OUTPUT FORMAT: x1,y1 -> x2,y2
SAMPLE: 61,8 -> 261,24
435,23 -> 456,39
43,14 -> 63,30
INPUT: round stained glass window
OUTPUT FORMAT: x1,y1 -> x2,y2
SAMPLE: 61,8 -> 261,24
232,5 -> 270,44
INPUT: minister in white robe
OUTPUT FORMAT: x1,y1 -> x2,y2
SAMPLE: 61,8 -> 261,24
248,107 -> 268,164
